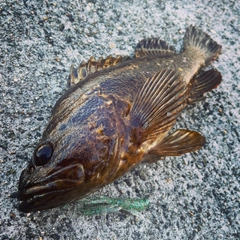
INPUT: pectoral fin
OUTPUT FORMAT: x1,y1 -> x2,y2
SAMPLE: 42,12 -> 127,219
149,129 -> 206,156
129,69 -> 188,144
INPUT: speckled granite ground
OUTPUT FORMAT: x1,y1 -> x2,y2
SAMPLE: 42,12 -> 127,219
0,0 -> 239,239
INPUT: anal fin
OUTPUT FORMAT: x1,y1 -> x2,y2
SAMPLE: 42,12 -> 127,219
188,69 -> 222,104
149,129 -> 206,156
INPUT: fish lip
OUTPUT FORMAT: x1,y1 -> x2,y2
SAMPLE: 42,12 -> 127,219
18,163 -> 85,197
17,179 -> 81,201
18,200 -> 33,213
10,191 -> 19,199
17,187 -> 77,213
16,163 -> 86,212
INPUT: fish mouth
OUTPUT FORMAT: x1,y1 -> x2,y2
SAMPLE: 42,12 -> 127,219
15,188 -> 79,213
13,163 -> 85,213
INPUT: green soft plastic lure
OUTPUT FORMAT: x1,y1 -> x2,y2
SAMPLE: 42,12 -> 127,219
76,197 -> 149,216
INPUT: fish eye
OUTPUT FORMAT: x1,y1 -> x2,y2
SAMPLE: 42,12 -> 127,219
33,143 -> 53,166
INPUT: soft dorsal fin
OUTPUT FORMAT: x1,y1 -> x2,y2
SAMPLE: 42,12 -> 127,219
68,55 -> 131,87
129,69 -> 187,145
135,38 -> 176,58
148,129 -> 206,156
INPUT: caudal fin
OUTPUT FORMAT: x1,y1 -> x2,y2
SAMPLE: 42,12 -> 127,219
184,25 -> 222,65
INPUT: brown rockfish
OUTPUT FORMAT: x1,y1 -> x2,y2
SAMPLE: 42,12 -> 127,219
14,25 -> 222,212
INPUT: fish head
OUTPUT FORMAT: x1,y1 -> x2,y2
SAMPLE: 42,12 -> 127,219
15,124 -> 98,212
15,91 -> 127,212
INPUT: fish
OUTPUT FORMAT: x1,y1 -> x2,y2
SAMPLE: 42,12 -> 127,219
13,25 -> 222,212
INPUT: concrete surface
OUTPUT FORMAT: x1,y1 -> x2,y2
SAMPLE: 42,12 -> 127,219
0,0 -> 239,239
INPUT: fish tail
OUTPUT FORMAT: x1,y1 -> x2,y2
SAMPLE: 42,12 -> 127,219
183,25 -> 222,65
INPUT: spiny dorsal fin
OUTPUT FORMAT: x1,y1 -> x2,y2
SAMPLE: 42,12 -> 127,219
129,69 -> 187,144
188,68 -> 222,104
148,129 -> 206,156
135,38 -> 176,58
68,55 -> 131,87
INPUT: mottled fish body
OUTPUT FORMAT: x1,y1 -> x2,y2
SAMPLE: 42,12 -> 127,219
14,26 -> 222,212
